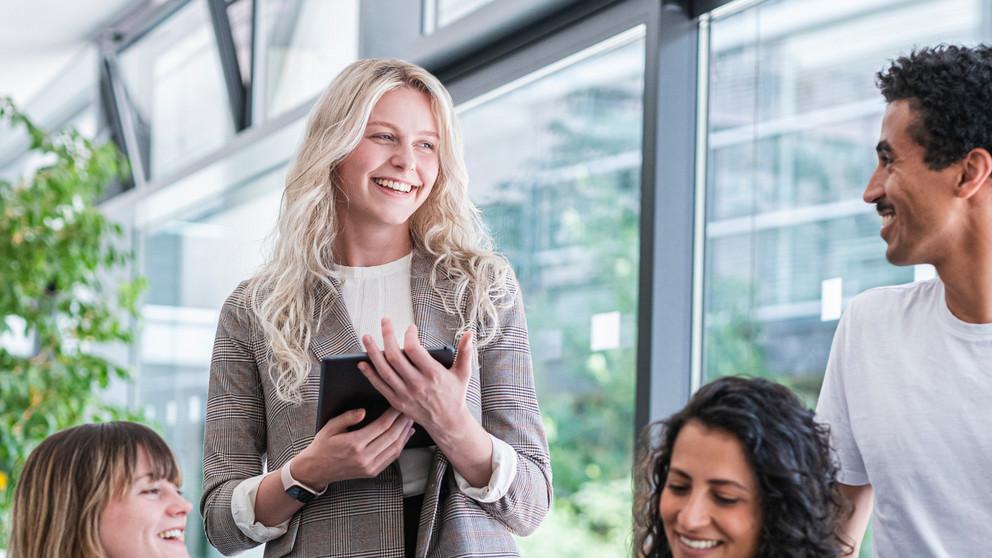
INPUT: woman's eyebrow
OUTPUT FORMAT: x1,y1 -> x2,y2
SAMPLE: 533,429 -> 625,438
367,120 -> 439,139
707,479 -> 748,490
669,467 -> 748,490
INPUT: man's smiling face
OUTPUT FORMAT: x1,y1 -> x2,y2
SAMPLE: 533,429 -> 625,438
863,99 -> 966,267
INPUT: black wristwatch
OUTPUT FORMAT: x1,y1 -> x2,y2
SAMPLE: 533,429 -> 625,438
280,459 -> 325,503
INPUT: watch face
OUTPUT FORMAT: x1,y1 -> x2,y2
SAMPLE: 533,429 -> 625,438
286,485 -> 316,503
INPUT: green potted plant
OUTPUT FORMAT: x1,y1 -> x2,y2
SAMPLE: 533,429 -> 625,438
0,97 -> 146,546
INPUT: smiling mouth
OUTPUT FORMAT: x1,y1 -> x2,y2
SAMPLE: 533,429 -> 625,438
678,534 -> 722,550
158,528 -> 184,542
372,177 -> 418,193
876,203 -> 896,230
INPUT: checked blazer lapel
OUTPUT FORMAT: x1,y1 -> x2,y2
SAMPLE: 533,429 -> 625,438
410,250 -> 458,349
308,276 -> 363,361
308,252 -> 450,361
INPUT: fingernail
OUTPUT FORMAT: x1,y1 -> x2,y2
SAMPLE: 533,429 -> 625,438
407,427 -> 415,438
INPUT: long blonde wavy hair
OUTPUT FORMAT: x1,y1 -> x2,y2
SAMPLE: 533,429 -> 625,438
246,58 -> 512,404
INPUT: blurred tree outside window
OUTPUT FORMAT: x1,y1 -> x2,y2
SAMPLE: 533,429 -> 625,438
0,98 -> 146,548
459,29 -> 645,556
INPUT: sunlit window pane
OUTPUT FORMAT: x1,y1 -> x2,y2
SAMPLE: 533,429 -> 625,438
459,29 -> 644,556
702,0 -> 986,405
432,0 -> 494,29
137,167 -> 284,558
118,0 -> 235,179
258,0 -> 359,119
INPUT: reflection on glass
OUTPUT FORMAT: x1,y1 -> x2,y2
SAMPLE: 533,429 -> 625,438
118,0 -> 235,179
228,0 -> 254,85
459,30 -> 644,556
433,0 -> 495,29
702,6 -> 989,553
138,167 -> 284,558
703,0 -> 985,402
259,0 -> 359,119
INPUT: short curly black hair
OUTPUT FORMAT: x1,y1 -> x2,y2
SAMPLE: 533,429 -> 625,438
633,377 -> 848,558
876,44 -> 992,170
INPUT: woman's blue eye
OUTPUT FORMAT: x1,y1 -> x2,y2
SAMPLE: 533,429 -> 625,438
373,133 -> 395,141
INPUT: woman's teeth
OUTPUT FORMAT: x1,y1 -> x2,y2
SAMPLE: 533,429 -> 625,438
679,535 -> 720,550
158,528 -> 184,541
373,178 -> 414,193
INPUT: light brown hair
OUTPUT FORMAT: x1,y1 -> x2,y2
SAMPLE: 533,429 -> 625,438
8,421 -> 181,558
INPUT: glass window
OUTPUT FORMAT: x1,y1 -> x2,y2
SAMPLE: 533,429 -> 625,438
427,0 -> 495,31
703,0 -> 987,398
118,0 -> 236,180
137,166 -> 284,558
228,0 -> 254,85
257,0 -> 359,120
458,29 -> 644,556
702,3 -> 990,552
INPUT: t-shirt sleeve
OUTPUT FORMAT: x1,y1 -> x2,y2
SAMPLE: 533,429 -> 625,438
816,304 -> 870,486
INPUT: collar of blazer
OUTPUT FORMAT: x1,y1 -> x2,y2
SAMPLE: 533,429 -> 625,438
309,248 -> 460,362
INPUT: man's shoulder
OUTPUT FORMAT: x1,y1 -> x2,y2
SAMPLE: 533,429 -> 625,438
846,278 -> 941,319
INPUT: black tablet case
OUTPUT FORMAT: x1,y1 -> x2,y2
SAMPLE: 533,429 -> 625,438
316,346 -> 455,448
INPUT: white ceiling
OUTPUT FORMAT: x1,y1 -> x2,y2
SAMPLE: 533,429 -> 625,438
0,0 -> 140,105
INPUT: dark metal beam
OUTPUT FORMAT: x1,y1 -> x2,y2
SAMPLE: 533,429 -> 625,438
101,53 -> 148,186
634,0 -> 699,435
207,0 -> 249,131
99,56 -> 136,195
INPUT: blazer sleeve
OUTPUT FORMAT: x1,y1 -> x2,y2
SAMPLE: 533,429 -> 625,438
201,283 -> 269,555
473,272 -> 553,535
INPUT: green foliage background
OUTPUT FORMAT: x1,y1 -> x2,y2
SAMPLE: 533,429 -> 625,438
0,98 -> 146,546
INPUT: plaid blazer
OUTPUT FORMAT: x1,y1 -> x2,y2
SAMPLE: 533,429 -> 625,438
201,250 -> 553,557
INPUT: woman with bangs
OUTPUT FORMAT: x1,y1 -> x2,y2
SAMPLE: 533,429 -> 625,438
9,421 -> 191,558
202,58 -> 551,558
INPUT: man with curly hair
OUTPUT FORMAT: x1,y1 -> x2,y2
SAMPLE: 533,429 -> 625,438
817,45 -> 992,557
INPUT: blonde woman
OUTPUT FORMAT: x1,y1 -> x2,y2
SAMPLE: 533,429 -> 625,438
202,58 -> 552,558
9,422 -> 191,558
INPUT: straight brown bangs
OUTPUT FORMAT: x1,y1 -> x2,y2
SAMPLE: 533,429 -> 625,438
97,422 -> 182,498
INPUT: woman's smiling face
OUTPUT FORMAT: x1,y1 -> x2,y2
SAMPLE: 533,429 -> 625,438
659,420 -> 762,558
335,86 -> 441,233
98,447 -> 192,558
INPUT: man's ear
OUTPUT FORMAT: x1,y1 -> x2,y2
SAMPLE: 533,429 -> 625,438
957,147 -> 992,199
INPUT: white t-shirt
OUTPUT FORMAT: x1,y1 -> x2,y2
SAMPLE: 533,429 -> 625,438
816,278 -> 992,558
230,253 -> 518,542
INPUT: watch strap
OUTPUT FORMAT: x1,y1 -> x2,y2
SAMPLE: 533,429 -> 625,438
280,458 -> 325,503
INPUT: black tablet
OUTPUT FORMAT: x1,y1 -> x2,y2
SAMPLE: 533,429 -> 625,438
316,345 -> 455,449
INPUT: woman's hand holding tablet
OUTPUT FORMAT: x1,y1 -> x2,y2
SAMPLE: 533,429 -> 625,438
292,407 -> 414,492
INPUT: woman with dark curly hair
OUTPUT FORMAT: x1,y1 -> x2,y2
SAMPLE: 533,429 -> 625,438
633,376 -> 848,558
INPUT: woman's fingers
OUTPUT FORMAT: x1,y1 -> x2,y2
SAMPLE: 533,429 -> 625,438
358,358 -> 401,407
379,319 -> 424,382
403,325 -> 441,374
369,423 -> 416,475
319,408 -> 367,437
452,330 -> 475,383
364,412 -> 413,456
362,332 -> 411,396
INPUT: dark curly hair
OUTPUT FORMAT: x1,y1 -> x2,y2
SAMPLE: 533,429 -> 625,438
633,377 -> 848,558
876,44 -> 992,170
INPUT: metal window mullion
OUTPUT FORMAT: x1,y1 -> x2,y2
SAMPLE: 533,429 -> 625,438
250,0 -> 267,124
102,53 -> 148,189
207,0 -> 248,131
634,1 -> 699,437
